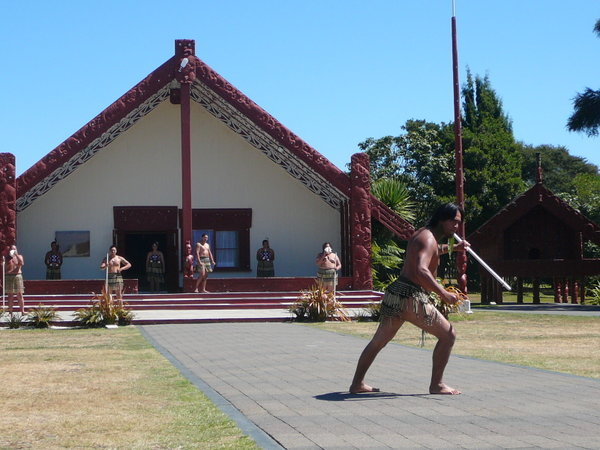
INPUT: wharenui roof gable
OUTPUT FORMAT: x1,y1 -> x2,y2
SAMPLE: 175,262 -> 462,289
15,39 -> 413,239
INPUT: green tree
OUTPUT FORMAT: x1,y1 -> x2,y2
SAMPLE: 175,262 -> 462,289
462,71 -> 513,133
461,71 -> 525,231
556,172 -> 600,260
520,144 -> 598,194
571,172 -> 600,224
369,178 -> 415,288
370,240 -> 405,291
359,119 -> 455,226
357,135 -> 404,180
361,72 -> 526,232
371,178 -> 416,224
567,19 -> 600,136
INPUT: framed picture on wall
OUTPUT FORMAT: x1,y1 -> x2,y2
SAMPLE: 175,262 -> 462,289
55,231 -> 90,257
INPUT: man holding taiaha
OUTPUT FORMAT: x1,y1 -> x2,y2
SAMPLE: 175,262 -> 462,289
349,203 -> 470,395
5,245 -> 25,315
100,245 -> 131,308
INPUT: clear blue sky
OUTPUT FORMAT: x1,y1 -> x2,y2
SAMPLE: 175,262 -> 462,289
2,0 -> 599,177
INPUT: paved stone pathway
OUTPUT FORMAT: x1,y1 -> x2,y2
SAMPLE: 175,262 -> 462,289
141,322 -> 600,449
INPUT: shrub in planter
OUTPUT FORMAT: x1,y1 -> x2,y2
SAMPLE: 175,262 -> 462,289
28,305 -> 60,328
73,305 -> 104,328
115,307 -> 134,326
7,313 -> 26,329
289,281 -> 350,322
74,288 -> 134,327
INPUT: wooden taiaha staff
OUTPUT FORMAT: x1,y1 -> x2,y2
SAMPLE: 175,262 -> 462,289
105,252 -> 109,294
453,233 -> 512,291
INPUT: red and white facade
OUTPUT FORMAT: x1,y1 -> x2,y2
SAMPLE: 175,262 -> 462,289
8,40 -> 413,292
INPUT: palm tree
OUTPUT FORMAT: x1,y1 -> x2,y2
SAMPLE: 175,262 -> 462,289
370,240 -> 404,291
567,19 -> 600,137
370,178 -> 415,289
371,178 -> 415,223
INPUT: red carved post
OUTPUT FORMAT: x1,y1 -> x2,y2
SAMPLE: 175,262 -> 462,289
451,11 -> 467,295
0,153 -> 17,255
553,277 -> 560,303
350,153 -> 372,290
562,279 -> 569,303
558,279 -> 565,303
180,82 -> 192,247
571,279 -> 579,304
175,40 -> 197,258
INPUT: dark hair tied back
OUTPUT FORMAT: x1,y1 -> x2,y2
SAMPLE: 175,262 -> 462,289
426,203 -> 464,228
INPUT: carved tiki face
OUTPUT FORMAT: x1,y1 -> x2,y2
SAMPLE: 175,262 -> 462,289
0,163 -> 15,185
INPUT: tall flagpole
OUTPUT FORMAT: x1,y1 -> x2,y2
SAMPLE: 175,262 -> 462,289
452,0 -> 468,293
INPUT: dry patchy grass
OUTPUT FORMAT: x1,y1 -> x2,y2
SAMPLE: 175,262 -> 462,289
310,312 -> 600,379
0,327 -> 258,449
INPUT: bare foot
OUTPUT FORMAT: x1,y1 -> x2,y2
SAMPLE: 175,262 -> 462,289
429,383 -> 461,395
201,290 -> 209,293
349,383 -> 380,394
193,289 -> 199,293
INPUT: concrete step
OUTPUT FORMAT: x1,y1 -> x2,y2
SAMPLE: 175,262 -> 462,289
19,291 -> 382,308
18,301 -> 379,312
2,290 -> 384,326
21,290 -> 381,300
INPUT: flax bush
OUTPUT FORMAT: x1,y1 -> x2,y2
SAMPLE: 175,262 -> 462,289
289,281 -> 350,322
74,289 -> 135,327
587,281 -> 600,305
7,313 -> 26,329
27,305 -> 60,328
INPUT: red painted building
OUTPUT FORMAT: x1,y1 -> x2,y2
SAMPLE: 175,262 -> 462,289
468,160 -> 600,304
4,40 -> 413,293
